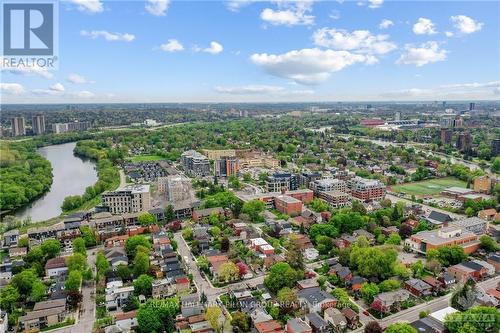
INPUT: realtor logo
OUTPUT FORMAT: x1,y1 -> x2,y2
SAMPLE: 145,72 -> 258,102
2,1 -> 58,68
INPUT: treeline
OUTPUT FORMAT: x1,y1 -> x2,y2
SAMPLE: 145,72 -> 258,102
0,142 -> 53,213
61,140 -> 120,212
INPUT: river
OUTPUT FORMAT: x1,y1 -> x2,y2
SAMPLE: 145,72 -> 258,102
15,142 -> 98,222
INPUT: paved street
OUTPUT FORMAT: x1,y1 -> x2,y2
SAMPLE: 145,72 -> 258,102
52,248 -> 98,333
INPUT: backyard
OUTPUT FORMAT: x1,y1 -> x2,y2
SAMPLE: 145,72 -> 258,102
391,177 -> 467,197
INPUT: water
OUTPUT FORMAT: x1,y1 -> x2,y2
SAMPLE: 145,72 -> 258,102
15,142 -> 98,222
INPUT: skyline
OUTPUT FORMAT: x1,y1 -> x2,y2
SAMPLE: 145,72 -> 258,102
1,0 -> 500,103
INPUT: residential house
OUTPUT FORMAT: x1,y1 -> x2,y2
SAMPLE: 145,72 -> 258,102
439,272 -> 456,289
113,311 -> 138,332
347,276 -> 366,293
370,289 -> 410,314
255,320 -> 285,333
105,235 -> 129,248
286,318 -> 312,333
206,254 -> 229,281
3,229 -> 19,247
487,254 -> 500,272
304,313 -> 329,333
426,211 -> 453,227
422,276 -> 442,293
323,308 -> 347,333
45,257 -> 68,278
192,207 -> 225,222
297,279 -> 319,290
352,229 -> 375,244
447,261 -> 488,282
106,281 -> 134,310
18,299 -> 67,332
478,208 -> 497,221
297,287 -> 337,313
405,278 -> 432,297
152,278 -> 174,299
250,308 -> 273,324
8,247 -> 27,258
472,260 -> 495,276
340,308 -> 359,330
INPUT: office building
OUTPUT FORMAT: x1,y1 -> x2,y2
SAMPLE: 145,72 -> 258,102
215,156 -> 239,177
492,139 -> 500,156
440,128 -> 452,145
32,115 -> 46,135
11,117 -> 26,136
456,132 -> 472,153
266,173 -> 298,192
347,177 -> 386,201
181,150 -> 211,177
102,184 -> 151,214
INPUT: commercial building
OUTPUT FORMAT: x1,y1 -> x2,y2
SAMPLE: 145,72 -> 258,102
11,117 -> 26,136
474,176 -> 493,194
202,149 -> 236,160
405,226 -> 480,255
274,195 -> 303,216
266,173 -> 298,192
32,115 -> 46,135
102,184 -> 151,214
451,217 -> 488,236
310,178 -> 347,195
440,128 -> 452,145
181,150 -> 211,177
347,177 -> 386,201
215,156 -> 239,177
319,191 -> 350,209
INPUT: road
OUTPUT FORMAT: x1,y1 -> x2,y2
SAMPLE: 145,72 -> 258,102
352,276 -> 500,331
119,169 -> 127,187
52,248 -> 98,333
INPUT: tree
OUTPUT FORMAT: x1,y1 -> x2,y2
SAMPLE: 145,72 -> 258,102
425,259 -> 442,276
219,262 -> 240,282
220,237 -> 230,252
361,282 -> 379,305
264,262 -> 303,293
65,270 -> 82,292
364,321 -> 382,333
123,294 -> 140,312
309,224 -> 339,241
126,235 -> 151,257
66,253 -> 87,272
310,198 -> 329,213
379,279 -> 400,292
285,234 -> 305,270
350,246 -> 398,279
96,252 -> 110,277
72,237 -> 86,255
411,260 -> 425,278
330,212 -> 366,234
165,204 -> 175,222
385,233 -> 401,245
236,262 -> 248,277
182,227 -> 194,241
117,264 -> 132,281
40,239 -> 61,259
137,298 -> 179,333
210,226 -> 221,238
0,285 -> 19,312
445,306 -> 500,333
134,274 -> 153,296
451,279 -> 477,311
479,235 -> 499,252
30,280 -> 46,302
436,246 -> 467,266
205,306 -> 223,333
138,212 -> 156,226
133,251 -> 150,276
80,226 -> 97,247
385,323 -> 417,333
12,269 -> 38,295
399,224 -> 412,239
231,311 -> 251,333
277,287 -> 298,313
241,199 -> 265,223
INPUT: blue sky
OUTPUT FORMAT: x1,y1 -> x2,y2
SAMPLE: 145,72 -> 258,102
2,0 -> 499,103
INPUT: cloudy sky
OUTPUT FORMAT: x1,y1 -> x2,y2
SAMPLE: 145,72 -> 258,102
1,0 -> 499,103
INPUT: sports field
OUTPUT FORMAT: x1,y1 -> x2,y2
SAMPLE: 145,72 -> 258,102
391,177 -> 467,197
128,154 -> 165,162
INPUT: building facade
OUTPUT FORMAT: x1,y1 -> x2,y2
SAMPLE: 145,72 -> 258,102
11,117 -> 26,136
102,184 -> 151,214
347,177 -> 386,201
32,115 -> 46,135
181,150 -> 211,177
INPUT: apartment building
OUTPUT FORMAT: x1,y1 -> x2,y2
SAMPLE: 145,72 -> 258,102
319,191 -> 351,209
266,173 -> 298,192
310,179 -> 347,195
474,176 -> 493,194
164,175 -> 192,202
405,226 -> 480,255
215,156 -> 239,177
11,117 -> 25,136
202,149 -> 236,160
299,172 -> 323,189
32,115 -> 46,135
181,150 -> 211,177
51,121 -> 90,134
347,177 -> 386,201
274,195 -> 303,216
102,184 -> 151,214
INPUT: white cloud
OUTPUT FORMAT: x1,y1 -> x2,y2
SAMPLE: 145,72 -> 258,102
67,73 -> 93,84
379,19 -> 393,29
413,17 -> 437,35
202,41 -> 223,55
368,0 -> 383,9
81,30 -> 135,42
329,10 -> 341,20
160,39 -> 184,52
494,87 -> 500,96
381,81 -> 500,100
312,28 -> 397,55
1,83 -> 25,95
250,48 -> 376,85
451,15 -> 483,34
69,0 -> 103,13
396,41 -> 447,66
445,31 -> 454,37
50,83 -> 65,92
226,0 -> 258,12
260,1 -> 314,26
215,85 -> 285,94
145,0 -> 170,16
1,61 -> 53,79
75,90 -> 95,98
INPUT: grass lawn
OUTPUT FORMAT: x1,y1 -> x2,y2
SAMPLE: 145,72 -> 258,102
128,154 -> 165,162
391,177 -> 467,197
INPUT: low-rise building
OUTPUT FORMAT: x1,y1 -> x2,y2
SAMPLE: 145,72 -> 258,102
447,261 -> 488,282
318,190 -> 350,209
152,278 -> 174,298
3,229 -> 19,247
18,299 -> 67,332
474,176 -> 493,194
274,195 -> 303,216
286,318 -> 312,333
102,184 -> 151,215
405,226 -> 480,255
304,312 -> 329,333
405,278 -> 432,297
297,287 -> 336,313
451,217 -> 488,236
45,257 -> 68,278
323,308 -> 347,333
266,173 -> 298,192
370,289 -> 410,314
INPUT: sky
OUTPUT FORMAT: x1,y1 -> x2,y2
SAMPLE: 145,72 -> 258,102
1,0 -> 500,103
